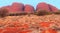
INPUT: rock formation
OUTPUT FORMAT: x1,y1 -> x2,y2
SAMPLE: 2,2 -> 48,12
1,6 -> 11,12
11,2 -> 24,12
24,4 -> 34,13
36,2 -> 50,11
36,2 -> 58,12
48,4 -> 58,12
0,2 -> 58,13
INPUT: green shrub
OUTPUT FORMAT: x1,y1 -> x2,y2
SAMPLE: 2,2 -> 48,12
34,10 -> 53,16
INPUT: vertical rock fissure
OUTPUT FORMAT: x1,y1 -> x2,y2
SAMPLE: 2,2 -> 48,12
48,5 -> 52,11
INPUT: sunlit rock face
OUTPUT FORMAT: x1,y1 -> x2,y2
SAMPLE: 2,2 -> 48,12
1,6 -> 11,12
24,4 -> 34,13
11,2 -> 24,12
1,2 -> 24,13
36,2 -> 50,12
0,2 -> 58,13
36,2 -> 58,12
48,4 -> 58,12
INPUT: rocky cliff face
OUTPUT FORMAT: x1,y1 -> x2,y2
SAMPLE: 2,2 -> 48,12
0,14 -> 60,33
1,2 -> 24,13
0,2 -> 58,13
1,6 -> 11,12
36,2 -> 50,11
48,4 -> 58,12
11,2 -> 24,12
0,2 -> 59,33
24,4 -> 34,13
36,2 -> 58,12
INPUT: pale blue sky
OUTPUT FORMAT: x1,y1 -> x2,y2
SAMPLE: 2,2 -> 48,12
0,0 -> 60,9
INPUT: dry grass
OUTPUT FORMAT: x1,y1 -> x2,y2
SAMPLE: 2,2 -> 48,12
0,14 -> 60,33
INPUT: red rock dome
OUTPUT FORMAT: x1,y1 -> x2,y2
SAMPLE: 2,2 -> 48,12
1,6 -> 11,12
36,2 -> 58,12
48,4 -> 58,12
24,4 -> 34,13
1,2 -> 24,13
36,2 -> 50,12
11,2 -> 24,12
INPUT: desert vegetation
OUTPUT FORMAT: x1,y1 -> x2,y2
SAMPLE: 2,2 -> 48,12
0,9 -> 60,33
0,14 -> 60,33
0,8 -> 60,17
0,2 -> 60,33
0,8 -> 9,17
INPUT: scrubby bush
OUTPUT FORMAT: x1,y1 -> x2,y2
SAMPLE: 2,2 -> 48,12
34,10 -> 53,16
19,12 -> 28,15
9,12 -> 28,16
54,11 -> 60,14
0,8 -> 8,17
9,12 -> 34,16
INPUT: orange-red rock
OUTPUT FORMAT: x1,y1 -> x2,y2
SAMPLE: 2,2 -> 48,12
48,4 -> 58,12
2,27 -> 19,33
0,2 -> 58,13
36,2 -> 50,11
39,22 -> 53,28
11,2 -> 24,12
1,6 -> 11,12
24,4 -> 34,13
36,2 -> 58,12
1,2 -> 24,13
42,29 -> 57,33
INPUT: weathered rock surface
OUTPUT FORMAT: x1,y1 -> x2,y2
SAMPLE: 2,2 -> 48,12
1,2 -> 24,13
36,2 -> 58,12
11,2 -> 24,12
0,14 -> 60,33
24,4 -> 34,13
1,6 -> 11,12
48,4 -> 58,12
0,2 -> 58,13
36,2 -> 50,11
